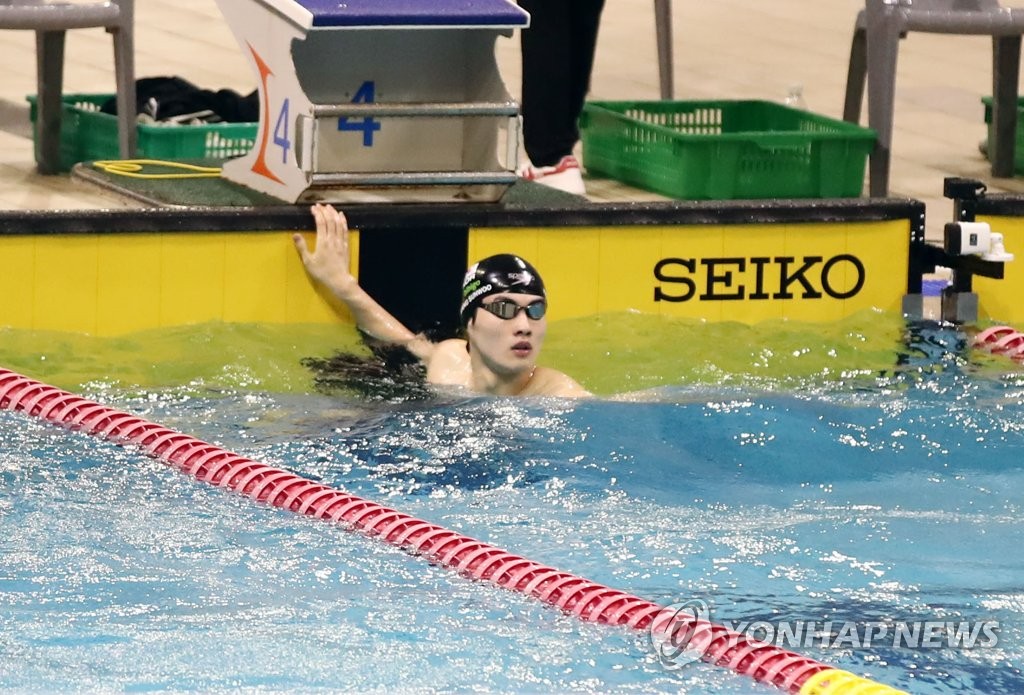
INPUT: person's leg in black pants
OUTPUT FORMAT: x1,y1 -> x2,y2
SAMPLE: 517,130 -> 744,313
519,0 -> 605,168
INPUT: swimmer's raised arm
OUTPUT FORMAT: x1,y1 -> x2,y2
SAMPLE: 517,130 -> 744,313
293,204 -> 435,360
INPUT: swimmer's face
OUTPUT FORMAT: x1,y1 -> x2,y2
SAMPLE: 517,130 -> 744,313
466,292 -> 547,376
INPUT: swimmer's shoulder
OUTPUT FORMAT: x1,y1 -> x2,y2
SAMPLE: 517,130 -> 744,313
431,337 -> 469,360
405,334 -> 464,361
524,366 -> 591,399
423,337 -> 471,386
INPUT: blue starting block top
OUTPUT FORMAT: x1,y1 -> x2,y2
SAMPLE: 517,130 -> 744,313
294,0 -> 529,28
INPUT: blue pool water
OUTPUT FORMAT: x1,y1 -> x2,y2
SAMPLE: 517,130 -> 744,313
1,323 -> 1023,693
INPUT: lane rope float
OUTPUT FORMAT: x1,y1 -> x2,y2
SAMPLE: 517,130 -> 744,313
0,367 -> 906,694
974,325 -> 1024,361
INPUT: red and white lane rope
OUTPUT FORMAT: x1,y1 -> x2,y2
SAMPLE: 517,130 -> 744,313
974,325 -> 1024,361
0,367 -> 904,695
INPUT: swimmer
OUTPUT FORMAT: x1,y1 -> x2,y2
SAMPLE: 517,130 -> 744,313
294,204 -> 590,398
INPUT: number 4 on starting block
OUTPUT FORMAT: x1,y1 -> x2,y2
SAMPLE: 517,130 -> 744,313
214,0 -> 529,203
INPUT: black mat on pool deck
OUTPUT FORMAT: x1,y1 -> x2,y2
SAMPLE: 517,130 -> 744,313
71,159 -> 590,210
72,159 -> 300,208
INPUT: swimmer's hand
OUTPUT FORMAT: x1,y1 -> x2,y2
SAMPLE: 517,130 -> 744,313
293,203 -> 358,298
294,203 -> 421,351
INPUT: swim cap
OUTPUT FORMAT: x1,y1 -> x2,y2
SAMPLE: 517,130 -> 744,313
460,254 -> 546,325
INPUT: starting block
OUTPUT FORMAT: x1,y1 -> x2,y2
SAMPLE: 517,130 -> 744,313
213,0 -> 529,203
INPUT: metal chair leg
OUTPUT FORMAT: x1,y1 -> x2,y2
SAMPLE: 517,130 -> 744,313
35,29 -> 66,175
865,1 -> 902,197
843,23 -> 867,123
654,0 -> 673,99
111,25 -> 137,159
991,35 -> 1021,178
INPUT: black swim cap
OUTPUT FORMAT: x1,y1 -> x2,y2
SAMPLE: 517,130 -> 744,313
460,254 -> 546,325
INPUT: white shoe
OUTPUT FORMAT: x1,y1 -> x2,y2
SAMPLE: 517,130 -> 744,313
519,155 -> 586,196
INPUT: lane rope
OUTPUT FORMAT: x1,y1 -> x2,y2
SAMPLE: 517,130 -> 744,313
0,367 -> 906,694
974,325 -> 1024,361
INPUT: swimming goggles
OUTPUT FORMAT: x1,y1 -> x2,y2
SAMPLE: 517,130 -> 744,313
480,298 -> 547,320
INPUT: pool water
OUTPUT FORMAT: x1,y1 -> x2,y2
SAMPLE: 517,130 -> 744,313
1,314 -> 1023,693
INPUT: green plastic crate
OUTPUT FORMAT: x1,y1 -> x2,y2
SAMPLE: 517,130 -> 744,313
981,95 -> 1024,173
580,100 -> 876,200
27,93 -> 258,173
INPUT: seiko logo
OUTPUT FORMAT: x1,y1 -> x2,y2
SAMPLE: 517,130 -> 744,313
653,255 -> 865,302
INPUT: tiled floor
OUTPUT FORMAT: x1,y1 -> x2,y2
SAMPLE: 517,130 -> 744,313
3,0 -> 1024,238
